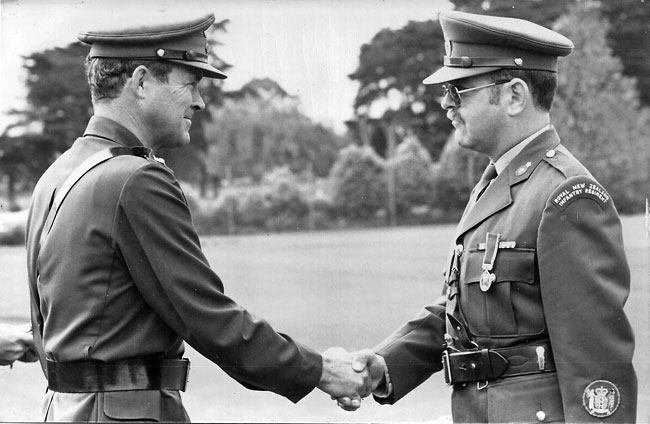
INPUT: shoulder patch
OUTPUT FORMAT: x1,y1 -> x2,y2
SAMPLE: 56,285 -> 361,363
551,176 -> 611,211
582,380 -> 620,418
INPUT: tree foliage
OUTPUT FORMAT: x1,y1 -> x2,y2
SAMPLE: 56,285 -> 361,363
432,136 -> 488,214
202,78 -> 344,189
20,42 -> 94,149
329,145 -> 387,219
388,135 -> 437,215
0,42 -> 93,200
551,3 -> 650,213
348,20 -> 450,161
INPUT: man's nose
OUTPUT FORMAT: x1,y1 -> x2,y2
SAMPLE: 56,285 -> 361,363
440,91 -> 456,110
192,88 -> 205,111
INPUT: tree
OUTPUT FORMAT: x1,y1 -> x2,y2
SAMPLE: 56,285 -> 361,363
329,145 -> 387,220
552,3 -> 650,213
20,42 -> 94,150
0,42 -> 92,198
348,20 -> 450,161
387,135 -> 437,215
432,135 -> 488,214
202,78 -> 344,194
0,132 -> 59,209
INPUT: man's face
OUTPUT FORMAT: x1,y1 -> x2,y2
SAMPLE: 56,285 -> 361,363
440,75 -> 506,158
142,65 -> 205,150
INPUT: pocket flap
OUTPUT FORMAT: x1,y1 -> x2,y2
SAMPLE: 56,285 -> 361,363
103,391 -> 161,421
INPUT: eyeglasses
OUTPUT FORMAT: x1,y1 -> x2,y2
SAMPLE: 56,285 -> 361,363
442,80 -> 510,107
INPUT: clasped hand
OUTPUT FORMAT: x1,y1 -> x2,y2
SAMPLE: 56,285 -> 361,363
317,347 -> 384,411
0,323 -> 38,366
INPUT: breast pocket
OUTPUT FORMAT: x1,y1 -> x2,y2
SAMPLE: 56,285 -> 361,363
459,249 -> 546,338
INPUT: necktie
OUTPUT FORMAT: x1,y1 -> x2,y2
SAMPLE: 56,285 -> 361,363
474,163 -> 497,201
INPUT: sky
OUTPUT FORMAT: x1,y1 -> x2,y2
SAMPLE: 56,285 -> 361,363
0,0 -> 452,134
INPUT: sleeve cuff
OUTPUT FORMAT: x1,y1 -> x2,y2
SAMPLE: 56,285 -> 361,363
372,354 -> 393,398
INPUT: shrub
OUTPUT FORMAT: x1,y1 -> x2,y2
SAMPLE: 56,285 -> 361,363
329,145 -> 387,219
0,210 -> 28,246
189,167 -> 314,234
389,136 -> 437,216
432,136 -> 488,214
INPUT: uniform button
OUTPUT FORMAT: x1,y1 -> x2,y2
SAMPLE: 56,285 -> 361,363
455,244 -> 464,255
536,410 -> 546,421
545,149 -> 556,158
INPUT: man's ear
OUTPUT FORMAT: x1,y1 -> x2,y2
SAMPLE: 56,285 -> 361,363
126,65 -> 151,99
505,78 -> 529,116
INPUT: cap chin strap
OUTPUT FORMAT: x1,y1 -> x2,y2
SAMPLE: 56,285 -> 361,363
155,48 -> 208,63
445,56 -> 526,68
444,55 -> 558,72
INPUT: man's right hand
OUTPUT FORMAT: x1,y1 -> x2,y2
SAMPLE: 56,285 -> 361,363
317,347 -> 373,409
334,349 -> 386,411
0,323 -> 36,366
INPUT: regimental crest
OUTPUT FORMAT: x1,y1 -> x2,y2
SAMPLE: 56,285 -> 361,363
444,39 -> 452,56
582,380 -> 620,418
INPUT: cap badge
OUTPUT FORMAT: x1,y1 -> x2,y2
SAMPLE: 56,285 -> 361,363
445,39 -> 452,56
514,57 -> 524,67
582,380 -> 620,418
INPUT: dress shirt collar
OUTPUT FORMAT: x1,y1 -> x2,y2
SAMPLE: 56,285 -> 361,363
494,124 -> 553,175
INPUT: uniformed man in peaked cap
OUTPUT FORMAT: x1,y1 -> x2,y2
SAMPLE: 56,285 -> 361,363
339,10 -> 637,422
26,12 -> 374,422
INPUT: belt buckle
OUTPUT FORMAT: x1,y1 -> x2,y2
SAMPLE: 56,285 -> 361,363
442,350 -> 453,385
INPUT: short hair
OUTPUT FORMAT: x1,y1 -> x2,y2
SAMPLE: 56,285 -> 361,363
85,55 -> 173,101
488,69 -> 558,111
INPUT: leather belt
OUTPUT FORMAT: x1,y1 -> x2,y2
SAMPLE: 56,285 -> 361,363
442,343 -> 555,386
47,358 -> 190,393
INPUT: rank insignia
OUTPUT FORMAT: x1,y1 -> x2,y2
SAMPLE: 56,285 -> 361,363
479,232 -> 500,292
582,380 -> 620,418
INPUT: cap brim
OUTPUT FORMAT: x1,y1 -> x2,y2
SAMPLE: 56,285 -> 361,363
169,59 -> 227,79
422,65 -> 500,85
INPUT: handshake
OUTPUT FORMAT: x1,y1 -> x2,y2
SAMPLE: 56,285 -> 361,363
316,347 -> 385,411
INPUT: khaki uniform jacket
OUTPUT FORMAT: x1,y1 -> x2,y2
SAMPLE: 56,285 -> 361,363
26,116 -> 322,422
374,128 -> 637,422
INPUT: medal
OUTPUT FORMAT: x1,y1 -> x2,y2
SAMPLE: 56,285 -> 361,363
479,233 -> 500,292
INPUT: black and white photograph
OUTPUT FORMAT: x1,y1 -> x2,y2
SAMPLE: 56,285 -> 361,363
1,0 -> 648,422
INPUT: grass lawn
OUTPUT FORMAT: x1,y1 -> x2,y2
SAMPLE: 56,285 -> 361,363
0,215 -> 647,422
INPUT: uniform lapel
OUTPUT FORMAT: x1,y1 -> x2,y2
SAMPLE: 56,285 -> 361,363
454,128 -> 561,239
455,169 -> 512,238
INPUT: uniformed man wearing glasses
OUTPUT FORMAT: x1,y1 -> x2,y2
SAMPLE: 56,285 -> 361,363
340,11 -> 637,423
